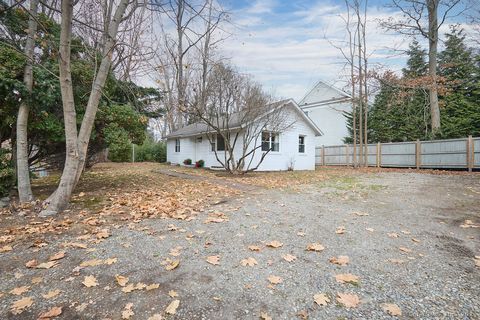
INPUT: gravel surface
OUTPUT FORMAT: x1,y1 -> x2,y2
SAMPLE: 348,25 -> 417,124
1,170 -> 479,319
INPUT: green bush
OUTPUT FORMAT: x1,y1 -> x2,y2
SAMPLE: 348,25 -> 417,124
135,136 -> 166,163
0,148 -> 14,197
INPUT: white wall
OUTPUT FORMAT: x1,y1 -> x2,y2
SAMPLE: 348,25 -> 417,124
166,105 -> 317,171
305,101 -> 351,146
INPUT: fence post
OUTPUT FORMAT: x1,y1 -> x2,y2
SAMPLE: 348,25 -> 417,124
415,139 -> 421,169
376,142 -> 381,167
345,144 -> 350,166
322,145 -> 325,166
467,135 -> 473,172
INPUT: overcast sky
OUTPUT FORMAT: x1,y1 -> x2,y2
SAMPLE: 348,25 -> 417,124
217,0 -> 475,101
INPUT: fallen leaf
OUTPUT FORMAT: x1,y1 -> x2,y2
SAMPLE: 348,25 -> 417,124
36,261 -> 58,269
266,240 -> 283,248
353,211 -> 369,216
306,243 -> 324,252
282,254 -> 297,262
206,255 -> 220,265
474,256 -> 480,267
82,275 -> 98,287
267,275 -> 283,285
122,303 -> 134,319
399,247 -> 412,253
104,258 -> 117,265
148,314 -> 163,320
31,277 -> 43,284
0,245 -> 13,252
80,259 -> 104,267
335,226 -> 346,234
10,296 -> 33,315
411,238 -> 420,243
314,293 -> 330,306
381,303 -> 402,316
260,311 -> 272,320
78,192 -> 86,197
401,230 -> 411,235
335,273 -> 359,284
248,245 -> 261,251
165,259 -> 180,271
329,256 -> 349,266
38,306 -> 62,319
366,227 -> 374,232
48,251 -> 65,261
146,283 -> 160,290
169,247 -> 182,256
165,299 -> 180,315
42,289 -> 61,299
297,310 -> 308,319
115,275 -> 129,287
240,257 -> 258,266
10,286 -> 30,295
336,293 -> 360,308
25,259 -> 38,268
387,232 -> 399,238
96,229 -> 110,239
168,290 -> 179,298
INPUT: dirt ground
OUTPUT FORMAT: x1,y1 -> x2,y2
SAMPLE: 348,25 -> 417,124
0,163 -> 479,319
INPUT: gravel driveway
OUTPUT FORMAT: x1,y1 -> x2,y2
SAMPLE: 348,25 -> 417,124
1,169 -> 479,319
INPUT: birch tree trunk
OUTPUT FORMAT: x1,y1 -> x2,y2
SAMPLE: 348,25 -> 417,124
16,0 -> 39,203
427,0 -> 441,133
40,0 -> 130,216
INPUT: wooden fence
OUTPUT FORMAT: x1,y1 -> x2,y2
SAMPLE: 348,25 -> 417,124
315,136 -> 480,172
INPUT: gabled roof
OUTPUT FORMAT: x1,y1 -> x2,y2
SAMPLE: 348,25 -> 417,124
166,99 -> 322,139
299,80 -> 351,110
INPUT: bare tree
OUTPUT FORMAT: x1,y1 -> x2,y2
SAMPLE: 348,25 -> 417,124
189,64 -> 294,174
16,0 -> 39,203
380,0 -> 462,134
40,0 -> 135,216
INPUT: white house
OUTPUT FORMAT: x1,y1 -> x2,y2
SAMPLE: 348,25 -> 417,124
166,99 -> 322,171
299,80 -> 352,146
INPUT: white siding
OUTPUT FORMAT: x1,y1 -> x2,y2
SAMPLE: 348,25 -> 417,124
166,104 -> 317,171
305,101 -> 350,146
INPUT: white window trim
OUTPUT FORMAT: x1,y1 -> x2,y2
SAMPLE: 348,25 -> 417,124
261,131 -> 280,153
209,134 -> 226,153
298,135 -> 306,154
175,138 -> 180,153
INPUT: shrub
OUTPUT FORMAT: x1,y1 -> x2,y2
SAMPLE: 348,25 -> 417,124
195,160 -> 205,168
135,136 -> 166,163
183,158 -> 192,165
0,148 -> 14,197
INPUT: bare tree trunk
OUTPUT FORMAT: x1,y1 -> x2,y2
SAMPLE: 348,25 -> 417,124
427,0 -> 440,133
356,3 -> 364,167
40,0 -> 130,216
362,2 -> 368,166
16,0 -> 39,203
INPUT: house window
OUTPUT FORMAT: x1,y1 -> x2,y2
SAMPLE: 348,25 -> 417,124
298,135 -> 305,153
261,132 -> 279,152
196,137 -> 202,143
175,138 -> 180,152
211,135 -> 225,151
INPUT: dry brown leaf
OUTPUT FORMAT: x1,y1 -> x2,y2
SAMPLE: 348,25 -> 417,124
0,245 -> 13,252
267,275 -> 283,285
329,256 -> 349,266
297,310 -> 308,319
48,251 -> 65,261
146,283 -> 160,290
148,314 -> 163,320
248,245 -> 261,251
313,293 -> 330,306
82,275 -> 98,287
282,254 -> 297,262
122,303 -> 134,319
25,259 -> 38,268
411,238 -> 420,243
354,211 -> 369,216
387,232 -> 399,238
169,247 -> 182,256
10,286 -> 30,295
10,296 -> 34,315
335,274 -> 359,284
168,290 -> 179,298
240,257 -> 258,266
36,261 -> 58,269
266,240 -> 283,248
115,275 -> 129,287
165,259 -> 180,271
399,247 -> 412,253
306,243 -> 324,252
260,311 -> 272,320
104,258 -> 117,265
381,303 -> 402,316
336,293 -> 360,308
80,259 -> 103,267
96,229 -> 110,239
42,289 -> 61,299
38,306 -> 62,319
335,226 -> 346,234
64,242 -> 88,249
475,256 -> 480,267
206,255 -> 220,265
165,299 -> 180,315
366,227 -> 374,232
31,277 -> 43,284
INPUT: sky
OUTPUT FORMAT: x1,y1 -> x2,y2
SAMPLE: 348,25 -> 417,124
216,0 -> 476,101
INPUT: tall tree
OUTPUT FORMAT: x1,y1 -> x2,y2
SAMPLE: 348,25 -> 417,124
381,0 -> 462,134
16,0 -> 39,203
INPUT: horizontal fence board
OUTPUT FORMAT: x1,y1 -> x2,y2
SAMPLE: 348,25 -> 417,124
315,136 -> 479,170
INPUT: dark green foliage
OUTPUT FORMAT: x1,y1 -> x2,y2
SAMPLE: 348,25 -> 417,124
183,158 -> 192,165
135,135 -> 166,163
195,159 -> 205,168
0,148 -> 14,197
